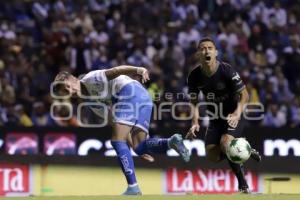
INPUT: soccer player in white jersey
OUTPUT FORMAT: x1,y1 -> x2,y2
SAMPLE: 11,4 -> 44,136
53,65 -> 190,195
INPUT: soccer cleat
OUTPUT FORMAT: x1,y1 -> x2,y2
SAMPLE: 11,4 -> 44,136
122,185 -> 142,195
239,185 -> 251,194
169,134 -> 190,162
250,148 -> 262,162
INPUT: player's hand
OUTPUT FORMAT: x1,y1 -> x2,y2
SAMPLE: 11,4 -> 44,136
137,67 -> 150,83
186,124 -> 200,139
141,154 -> 154,162
227,113 -> 240,128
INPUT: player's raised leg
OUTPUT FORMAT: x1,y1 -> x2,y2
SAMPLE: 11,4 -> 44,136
113,66 -> 189,160
111,123 -> 141,195
132,129 -> 190,162
130,96 -> 190,162
204,124 -> 250,193
220,134 -> 249,193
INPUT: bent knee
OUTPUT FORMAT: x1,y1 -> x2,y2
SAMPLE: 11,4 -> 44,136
131,141 -> 140,150
133,140 -> 147,156
220,134 -> 234,149
220,134 -> 233,144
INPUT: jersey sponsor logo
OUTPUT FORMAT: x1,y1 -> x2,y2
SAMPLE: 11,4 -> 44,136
232,73 -> 241,81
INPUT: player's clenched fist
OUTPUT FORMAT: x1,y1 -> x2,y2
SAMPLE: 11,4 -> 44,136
227,113 -> 240,128
186,124 -> 200,139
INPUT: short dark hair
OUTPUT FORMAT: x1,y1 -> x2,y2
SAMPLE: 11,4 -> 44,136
197,37 -> 216,49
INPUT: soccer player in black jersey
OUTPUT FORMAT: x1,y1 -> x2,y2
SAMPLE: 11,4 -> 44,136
186,37 -> 261,193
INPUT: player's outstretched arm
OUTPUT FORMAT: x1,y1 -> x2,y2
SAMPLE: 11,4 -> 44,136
227,88 -> 249,128
105,65 -> 150,83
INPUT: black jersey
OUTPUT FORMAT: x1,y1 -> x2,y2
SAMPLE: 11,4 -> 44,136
187,62 -> 245,117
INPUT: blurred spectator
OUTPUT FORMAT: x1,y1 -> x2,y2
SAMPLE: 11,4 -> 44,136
17,76 -> 36,112
0,103 -> 8,126
161,40 -> 185,69
283,34 -> 300,94
249,44 -> 267,68
32,63 -> 53,97
54,104 -> 79,127
0,76 -> 15,105
127,48 -> 152,68
5,104 -> 19,126
262,103 -> 287,127
31,102 -> 54,126
247,83 -> 260,104
217,35 -> 234,63
177,24 -> 201,50
14,104 -> 33,127
0,0 -> 298,130
289,96 -> 300,128
268,1 -> 287,28
276,72 -> 294,103
69,33 -> 92,76
265,39 -> 279,65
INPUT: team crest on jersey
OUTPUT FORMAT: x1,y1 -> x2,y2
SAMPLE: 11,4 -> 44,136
232,72 -> 241,81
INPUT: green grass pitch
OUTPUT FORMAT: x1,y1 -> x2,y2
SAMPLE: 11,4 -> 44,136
3,194 -> 300,200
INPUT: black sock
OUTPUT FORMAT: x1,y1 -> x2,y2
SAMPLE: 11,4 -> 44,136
227,158 -> 248,188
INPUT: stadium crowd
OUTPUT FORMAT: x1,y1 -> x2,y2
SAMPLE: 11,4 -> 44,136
0,0 -> 299,130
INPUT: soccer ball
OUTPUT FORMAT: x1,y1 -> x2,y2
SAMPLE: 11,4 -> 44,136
226,138 -> 251,164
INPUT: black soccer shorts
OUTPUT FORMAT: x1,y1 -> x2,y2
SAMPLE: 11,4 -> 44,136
204,116 -> 246,146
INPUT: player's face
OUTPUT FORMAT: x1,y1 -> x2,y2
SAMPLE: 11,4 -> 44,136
64,77 -> 78,96
197,41 -> 217,65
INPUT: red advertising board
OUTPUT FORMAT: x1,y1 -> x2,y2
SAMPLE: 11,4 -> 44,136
165,168 -> 261,194
0,163 -> 31,196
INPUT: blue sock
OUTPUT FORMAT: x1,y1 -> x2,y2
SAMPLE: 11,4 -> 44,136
134,138 -> 169,155
111,141 -> 137,185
